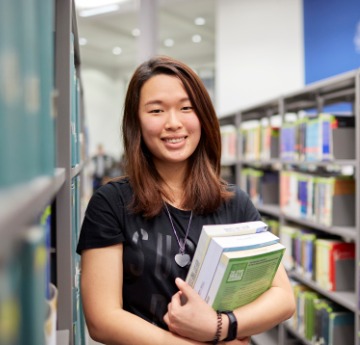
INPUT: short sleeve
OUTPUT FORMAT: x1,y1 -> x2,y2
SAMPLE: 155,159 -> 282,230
231,185 -> 261,222
76,184 -> 125,254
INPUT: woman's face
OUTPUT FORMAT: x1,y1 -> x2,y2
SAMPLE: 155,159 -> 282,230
138,74 -> 201,169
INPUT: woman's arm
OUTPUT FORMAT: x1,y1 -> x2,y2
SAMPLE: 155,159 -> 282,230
164,264 -> 295,342
81,244 -> 211,345
231,264 -> 295,338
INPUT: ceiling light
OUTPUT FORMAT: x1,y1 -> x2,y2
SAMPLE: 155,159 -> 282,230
79,37 -> 88,46
79,4 -> 120,17
164,38 -> 174,47
132,28 -> 141,37
192,34 -> 202,43
194,17 -> 206,26
112,46 -> 122,55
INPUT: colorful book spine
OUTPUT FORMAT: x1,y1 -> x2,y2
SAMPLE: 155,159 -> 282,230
315,239 -> 355,291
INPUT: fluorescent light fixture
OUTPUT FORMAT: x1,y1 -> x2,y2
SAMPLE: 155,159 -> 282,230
164,38 -> 174,47
79,37 -> 88,45
132,28 -> 141,37
112,46 -> 122,55
194,17 -> 206,26
79,4 -> 120,17
192,34 -> 202,43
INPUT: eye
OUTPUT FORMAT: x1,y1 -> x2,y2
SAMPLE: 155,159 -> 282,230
149,108 -> 163,114
181,106 -> 193,112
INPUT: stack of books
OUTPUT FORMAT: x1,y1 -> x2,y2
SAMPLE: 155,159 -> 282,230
186,221 -> 285,310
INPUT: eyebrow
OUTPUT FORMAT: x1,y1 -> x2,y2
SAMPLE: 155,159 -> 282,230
144,97 -> 190,107
144,100 -> 162,106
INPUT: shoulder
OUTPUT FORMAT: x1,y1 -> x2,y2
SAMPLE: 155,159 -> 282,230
222,183 -> 260,222
226,183 -> 250,202
90,177 -> 133,207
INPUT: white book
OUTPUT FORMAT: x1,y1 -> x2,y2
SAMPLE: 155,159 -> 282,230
186,221 -> 268,287
194,231 -> 279,299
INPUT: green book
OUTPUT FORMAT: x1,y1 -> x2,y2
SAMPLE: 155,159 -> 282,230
19,226 -> 47,345
194,230 -> 279,299
205,242 -> 285,310
303,291 -> 318,340
186,221 -> 268,287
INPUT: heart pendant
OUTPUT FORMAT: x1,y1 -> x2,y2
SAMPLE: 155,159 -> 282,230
174,253 -> 191,267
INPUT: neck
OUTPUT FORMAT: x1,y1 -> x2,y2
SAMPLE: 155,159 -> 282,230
155,161 -> 188,207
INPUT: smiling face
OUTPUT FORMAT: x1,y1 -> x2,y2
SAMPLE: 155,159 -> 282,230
138,74 -> 201,171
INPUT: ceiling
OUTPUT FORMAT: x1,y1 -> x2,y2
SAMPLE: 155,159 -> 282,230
75,0 -> 216,78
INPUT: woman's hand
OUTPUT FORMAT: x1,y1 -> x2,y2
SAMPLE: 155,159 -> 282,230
164,278 -> 219,342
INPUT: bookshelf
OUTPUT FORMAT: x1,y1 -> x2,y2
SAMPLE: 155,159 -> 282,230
219,69 -> 360,345
0,0 -> 87,344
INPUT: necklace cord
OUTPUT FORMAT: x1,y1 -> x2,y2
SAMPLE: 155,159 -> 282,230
163,202 -> 193,254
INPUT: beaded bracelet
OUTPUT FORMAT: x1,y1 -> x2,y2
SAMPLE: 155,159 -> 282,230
212,311 -> 222,345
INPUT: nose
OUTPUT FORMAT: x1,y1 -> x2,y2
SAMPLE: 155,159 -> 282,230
165,109 -> 182,130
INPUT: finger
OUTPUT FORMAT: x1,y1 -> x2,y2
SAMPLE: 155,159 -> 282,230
163,312 -> 169,325
169,290 -> 183,308
175,278 -> 198,303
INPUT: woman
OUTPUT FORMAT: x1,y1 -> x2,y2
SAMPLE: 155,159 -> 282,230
77,56 -> 295,345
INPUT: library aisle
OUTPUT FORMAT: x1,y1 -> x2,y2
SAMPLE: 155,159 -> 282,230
219,69 -> 360,345
2,0 -> 359,344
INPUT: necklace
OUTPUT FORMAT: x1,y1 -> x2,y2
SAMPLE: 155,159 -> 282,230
163,202 -> 193,267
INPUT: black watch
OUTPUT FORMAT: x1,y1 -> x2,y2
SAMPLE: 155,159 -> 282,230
222,311 -> 238,341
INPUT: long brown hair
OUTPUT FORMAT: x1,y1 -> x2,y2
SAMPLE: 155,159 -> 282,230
122,55 -> 232,217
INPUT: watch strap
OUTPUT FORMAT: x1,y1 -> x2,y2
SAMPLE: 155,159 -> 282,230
222,311 -> 238,341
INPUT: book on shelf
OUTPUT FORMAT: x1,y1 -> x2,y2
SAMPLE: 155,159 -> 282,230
19,225 -> 47,345
315,239 -> 355,291
317,301 -> 347,345
0,250 -> 21,345
241,120 -> 261,161
44,283 -> 58,345
37,0 -> 55,176
220,124 -> 237,163
328,311 -> 354,345
280,171 -> 355,226
279,225 -> 298,271
186,220 -> 268,287
241,168 -> 279,206
281,122 -> 297,161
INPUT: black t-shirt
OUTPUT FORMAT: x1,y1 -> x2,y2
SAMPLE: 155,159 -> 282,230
77,179 -> 261,329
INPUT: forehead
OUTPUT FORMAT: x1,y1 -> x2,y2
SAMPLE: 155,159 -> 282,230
140,74 -> 188,100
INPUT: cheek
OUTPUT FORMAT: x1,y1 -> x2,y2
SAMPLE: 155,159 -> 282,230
186,117 -> 202,138
140,120 -> 163,150
140,119 -> 163,138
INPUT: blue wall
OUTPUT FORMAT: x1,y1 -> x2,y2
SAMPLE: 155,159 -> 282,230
303,0 -> 360,84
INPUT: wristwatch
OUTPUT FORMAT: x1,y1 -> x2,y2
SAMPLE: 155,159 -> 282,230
222,311 -> 238,341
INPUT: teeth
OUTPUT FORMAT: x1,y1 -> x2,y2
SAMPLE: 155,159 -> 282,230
165,138 -> 184,143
